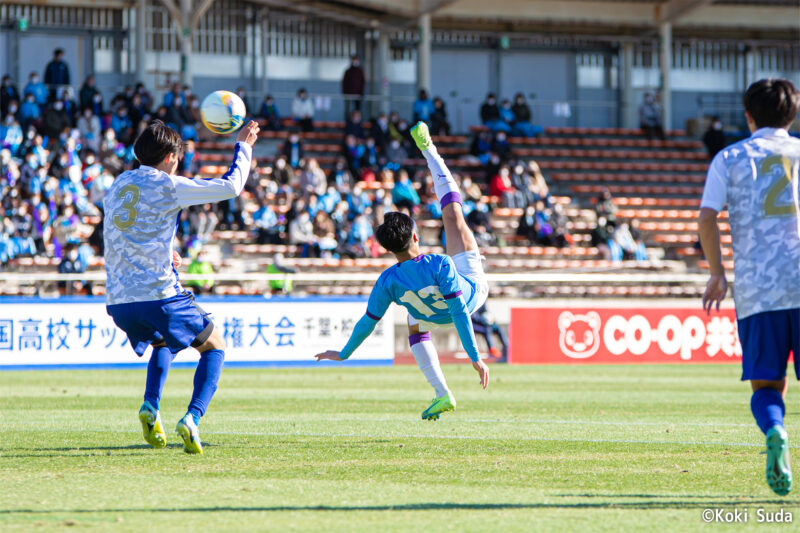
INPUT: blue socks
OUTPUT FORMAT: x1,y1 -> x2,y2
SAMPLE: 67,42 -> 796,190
144,346 -> 177,410
751,388 -> 785,435
187,349 -> 225,425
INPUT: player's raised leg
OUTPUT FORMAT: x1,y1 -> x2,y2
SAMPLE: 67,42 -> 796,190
139,343 -> 176,448
410,121 -> 478,257
176,326 -> 226,455
408,329 -> 456,420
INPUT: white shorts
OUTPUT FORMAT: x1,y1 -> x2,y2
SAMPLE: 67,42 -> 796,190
408,250 -> 489,332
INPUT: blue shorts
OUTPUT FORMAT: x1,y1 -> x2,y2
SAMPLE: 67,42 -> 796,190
738,308 -> 800,381
107,291 -> 213,357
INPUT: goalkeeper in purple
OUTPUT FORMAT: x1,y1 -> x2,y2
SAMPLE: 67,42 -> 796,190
315,122 -> 490,420
104,119 -> 260,454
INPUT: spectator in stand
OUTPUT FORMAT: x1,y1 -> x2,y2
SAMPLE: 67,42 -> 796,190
342,134 -> 364,175
188,203 -> 218,242
1,75 -> 20,118
24,72 -> 49,109
345,109 -> 366,139
392,169 -> 420,211
110,105 -> 134,145
235,87 -> 249,116
703,116 -> 726,158
341,55 -> 366,116
42,100 -> 70,141
163,82 -> 184,109
385,138 -> 407,167
292,88 -> 314,132
184,248 -> 215,295
469,129 -> 492,165
272,156 -> 293,187
127,93 -> 147,126
312,210 -> 338,257
134,82 -> 152,111
471,303 -> 508,361
430,97 -> 450,136
492,131 -> 512,161
58,242 -> 87,293
413,89 -> 435,125
481,93 -> 509,132
253,203 -> 282,244
44,49 -> 70,102
299,158 -> 327,197
370,112 -> 390,152
181,139 -> 201,177
1,115 -> 22,155
361,136 -> 379,169
79,76 -> 103,116
639,92 -> 665,140
281,131 -> 304,169
516,204 -> 540,245
288,209 -> 317,257
59,87 -> 78,124
595,188 -> 618,226
346,183 -> 370,220
329,156 -> 354,192
613,220 -> 648,261
345,212 -> 373,258
511,93 -> 543,138
259,95 -> 281,131
19,93 -> 41,132
490,165 -> 522,208
499,99 -> 515,131
467,197 -> 495,247
591,216 -> 622,261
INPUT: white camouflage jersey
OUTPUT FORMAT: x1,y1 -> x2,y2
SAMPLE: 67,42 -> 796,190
701,127 -> 800,319
104,142 -> 252,305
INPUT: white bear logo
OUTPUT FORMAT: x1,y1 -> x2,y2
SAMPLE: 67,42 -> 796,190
558,311 -> 602,359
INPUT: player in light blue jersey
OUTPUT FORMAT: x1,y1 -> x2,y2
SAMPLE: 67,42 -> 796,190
315,122 -> 490,420
104,119 -> 260,453
700,79 -> 800,495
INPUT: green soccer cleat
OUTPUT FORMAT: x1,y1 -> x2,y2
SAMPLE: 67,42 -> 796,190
410,121 -> 433,152
766,426 -> 792,496
176,414 -> 204,455
139,401 -> 167,448
421,391 -> 456,421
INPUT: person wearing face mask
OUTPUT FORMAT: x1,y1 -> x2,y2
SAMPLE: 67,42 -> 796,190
259,95 -> 281,131
492,131 -> 512,161
19,94 -> 41,132
639,92 -> 665,140
58,243 -> 87,294
430,97 -> 450,136
341,55 -> 365,117
163,82 -> 184,109
369,112 -> 390,151
43,100 -> 70,140
23,72 -> 48,108
703,116 -> 727,158
288,209 -> 317,257
1,75 -> 20,119
510,92 -> 543,138
44,48 -> 71,102
480,93 -> 505,131
79,75 -> 100,111
281,131 -> 304,169
345,109 -> 365,139
413,89 -> 435,125
1,115 -> 22,155
291,88 -> 314,132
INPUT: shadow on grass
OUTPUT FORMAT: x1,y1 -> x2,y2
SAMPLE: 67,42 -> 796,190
0,442 -> 219,458
3,499 -> 798,514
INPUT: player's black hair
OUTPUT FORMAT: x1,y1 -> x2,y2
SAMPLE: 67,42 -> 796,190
376,211 -> 414,254
133,120 -> 184,167
743,79 -> 800,129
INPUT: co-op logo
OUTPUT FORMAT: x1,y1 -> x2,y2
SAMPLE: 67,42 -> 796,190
557,311 -> 740,360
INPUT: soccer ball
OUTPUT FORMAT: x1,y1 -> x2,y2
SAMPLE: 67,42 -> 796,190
200,90 -> 246,135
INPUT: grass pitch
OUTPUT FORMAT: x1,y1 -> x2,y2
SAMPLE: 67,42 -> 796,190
1,364 -> 797,532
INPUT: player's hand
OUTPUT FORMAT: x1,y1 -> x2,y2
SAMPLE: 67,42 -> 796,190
472,359 -> 489,390
702,274 -> 728,315
236,120 -> 260,147
172,250 -> 182,269
314,350 -> 342,362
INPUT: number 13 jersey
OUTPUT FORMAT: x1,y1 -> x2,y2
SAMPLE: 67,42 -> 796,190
701,127 -> 800,319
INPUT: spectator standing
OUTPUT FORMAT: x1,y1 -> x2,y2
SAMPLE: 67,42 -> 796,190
291,88 -> 314,132
639,92 -> 665,140
1,75 -> 20,118
44,49 -> 71,101
703,116 -> 726,158
341,55 -> 366,116
412,89 -> 435,125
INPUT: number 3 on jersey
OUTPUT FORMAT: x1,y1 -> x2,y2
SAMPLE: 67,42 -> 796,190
761,155 -> 799,218
399,286 -> 448,317
113,185 -> 141,230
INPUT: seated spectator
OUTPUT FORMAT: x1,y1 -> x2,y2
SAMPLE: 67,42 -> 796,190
1,75 -> 20,118
329,156 -> 354,192
77,107 -> 102,152
595,188 -> 618,225
392,169 -> 420,211
481,93 -> 509,132
412,89 -> 435,125
490,166 -> 522,207
342,134 -> 364,175
370,112 -> 390,151
128,93 -> 148,126
345,212 -> 373,258
188,203 -> 218,242
312,210 -> 338,257
511,93 -> 543,138
615,219 -> 648,262
163,82 -> 184,109
19,93 -> 41,132
703,116 -> 726,158
281,131 -> 304,169
346,184 -> 370,220
299,158 -> 326,197
59,87 -> 78,123
58,243 -> 87,294
42,101 -> 70,142
272,156 -> 293,187
291,88 -> 314,132
590,216 -> 622,261
527,160 -> 551,205
253,203 -> 282,244
431,97 -> 451,136
181,139 -> 200,177
345,109 -> 365,139
466,197 -> 495,247
319,186 -> 341,214
499,99 -> 515,130
23,72 -> 48,108
639,92 -> 665,140
259,95 -> 281,131
79,75 -> 101,112
385,138 -> 407,167
184,248 -> 215,295
361,137 -> 379,169
288,209 -> 317,257
469,130 -> 492,165
516,204 -> 540,245
492,131 -> 512,161
110,105 -> 134,145
1,115 -> 23,155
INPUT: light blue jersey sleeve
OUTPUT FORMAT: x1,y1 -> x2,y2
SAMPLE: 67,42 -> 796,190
437,256 -> 481,362
339,274 -> 393,360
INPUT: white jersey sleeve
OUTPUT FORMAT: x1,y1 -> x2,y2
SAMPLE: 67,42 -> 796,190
700,151 -> 729,212
172,141 -> 252,208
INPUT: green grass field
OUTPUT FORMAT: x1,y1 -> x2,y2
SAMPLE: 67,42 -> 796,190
1,364 -> 797,532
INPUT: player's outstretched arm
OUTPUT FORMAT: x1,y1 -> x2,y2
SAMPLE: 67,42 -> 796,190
172,120 -> 260,208
314,313 -> 379,362
314,350 -> 342,361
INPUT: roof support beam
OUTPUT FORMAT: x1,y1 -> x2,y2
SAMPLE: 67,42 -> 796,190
656,0 -> 713,24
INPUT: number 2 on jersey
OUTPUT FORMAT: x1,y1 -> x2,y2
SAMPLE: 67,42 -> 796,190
761,155 -> 799,218
112,185 -> 141,230
399,286 -> 449,317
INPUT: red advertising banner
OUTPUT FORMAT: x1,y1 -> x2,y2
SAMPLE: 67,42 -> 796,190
510,306 -> 742,364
